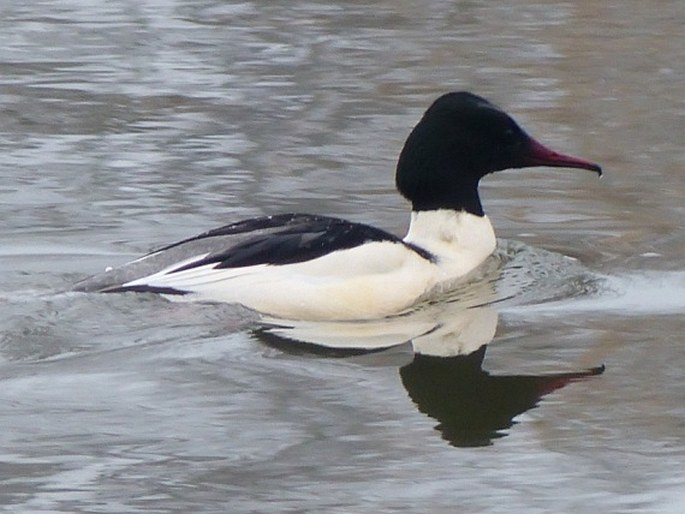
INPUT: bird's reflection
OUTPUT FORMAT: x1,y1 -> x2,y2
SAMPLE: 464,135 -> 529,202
400,347 -> 603,446
252,282 -> 603,447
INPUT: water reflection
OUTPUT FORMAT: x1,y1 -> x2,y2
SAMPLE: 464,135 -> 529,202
253,294 -> 603,447
401,347 -> 604,447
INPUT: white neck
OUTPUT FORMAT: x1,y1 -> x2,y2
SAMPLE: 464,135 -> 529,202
403,209 -> 496,282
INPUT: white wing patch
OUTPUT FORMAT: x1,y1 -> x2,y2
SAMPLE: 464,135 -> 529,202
121,253 -> 213,287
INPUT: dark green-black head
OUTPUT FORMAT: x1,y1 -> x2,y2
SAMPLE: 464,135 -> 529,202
395,91 -> 602,215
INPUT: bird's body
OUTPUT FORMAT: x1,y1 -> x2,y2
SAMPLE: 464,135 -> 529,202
74,92 -> 601,321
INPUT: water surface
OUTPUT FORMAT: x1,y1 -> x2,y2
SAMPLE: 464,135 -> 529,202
1,1 -> 684,512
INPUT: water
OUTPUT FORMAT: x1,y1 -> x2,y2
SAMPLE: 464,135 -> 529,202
1,1 -> 684,512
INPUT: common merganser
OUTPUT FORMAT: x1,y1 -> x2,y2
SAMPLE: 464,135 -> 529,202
73,92 -> 601,320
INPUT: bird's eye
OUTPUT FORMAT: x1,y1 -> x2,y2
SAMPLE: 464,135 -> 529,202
501,126 -> 521,147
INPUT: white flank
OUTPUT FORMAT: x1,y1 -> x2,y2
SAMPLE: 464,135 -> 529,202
122,209 -> 497,321
124,241 -> 436,321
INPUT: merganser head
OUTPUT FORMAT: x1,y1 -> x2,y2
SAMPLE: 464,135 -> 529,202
396,91 -> 602,215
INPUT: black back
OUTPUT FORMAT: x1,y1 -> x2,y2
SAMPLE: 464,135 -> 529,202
167,214 -> 432,272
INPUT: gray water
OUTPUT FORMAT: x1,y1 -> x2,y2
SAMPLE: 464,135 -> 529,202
1,1 -> 684,512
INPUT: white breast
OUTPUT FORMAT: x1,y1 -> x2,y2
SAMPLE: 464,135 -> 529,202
403,209 -> 497,285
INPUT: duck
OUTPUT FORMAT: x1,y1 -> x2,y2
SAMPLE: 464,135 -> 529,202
73,91 -> 601,321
